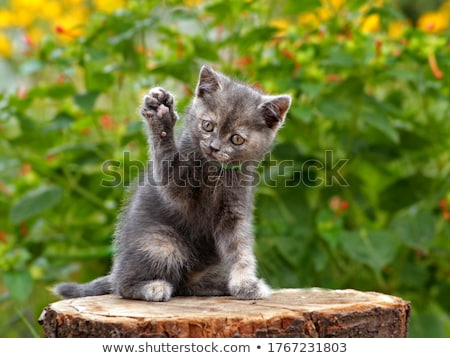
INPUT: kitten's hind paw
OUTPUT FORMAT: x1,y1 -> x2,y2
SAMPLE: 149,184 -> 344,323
230,278 -> 271,300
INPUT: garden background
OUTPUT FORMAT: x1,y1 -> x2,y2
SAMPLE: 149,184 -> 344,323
1,0 -> 449,337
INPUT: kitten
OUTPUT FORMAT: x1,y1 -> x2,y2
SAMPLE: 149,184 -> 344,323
54,66 -> 291,301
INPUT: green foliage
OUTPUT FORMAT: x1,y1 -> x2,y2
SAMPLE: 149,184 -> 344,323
1,0 -> 449,337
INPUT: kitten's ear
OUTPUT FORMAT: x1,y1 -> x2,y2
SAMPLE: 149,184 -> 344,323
259,95 -> 291,130
196,65 -> 221,98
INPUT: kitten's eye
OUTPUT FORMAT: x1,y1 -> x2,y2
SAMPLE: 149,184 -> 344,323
202,120 -> 214,132
230,134 -> 245,145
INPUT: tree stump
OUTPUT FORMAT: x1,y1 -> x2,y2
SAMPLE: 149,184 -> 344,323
39,288 -> 410,338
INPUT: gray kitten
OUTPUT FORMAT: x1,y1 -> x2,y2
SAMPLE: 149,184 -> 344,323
54,66 -> 291,301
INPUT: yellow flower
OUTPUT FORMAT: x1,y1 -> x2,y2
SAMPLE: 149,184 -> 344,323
41,1 -> 63,21
0,10 -> 14,28
0,32 -> 12,57
270,18 -> 290,36
10,0 -> 44,22
54,8 -> 88,41
298,12 -> 319,28
359,0 -> 384,16
66,0 -> 85,5
297,0 -> 343,29
417,11 -> 449,33
93,0 -> 126,13
26,27 -> 44,45
317,7 -> 333,21
361,14 -> 380,33
183,0 -> 203,7
321,0 -> 344,11
11,0 -> 40,10
9,8 -> 34,27
388,20 -> 409,39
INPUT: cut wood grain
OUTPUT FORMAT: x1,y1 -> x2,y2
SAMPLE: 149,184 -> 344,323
39,288 -> 410,338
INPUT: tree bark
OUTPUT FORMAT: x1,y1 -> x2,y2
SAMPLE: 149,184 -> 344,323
39,288 -> 410,338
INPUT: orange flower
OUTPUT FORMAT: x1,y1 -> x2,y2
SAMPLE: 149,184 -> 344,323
100,114 -> 116,130
19,163 -> 32,176
20,222 -> 28,237
428,54 -> 444,80
236,55 -> 253,69
440,199 -> 450,221
0,181 -> 11,195
325,73 -> 342,82
329,196 -> 349,215
46,154 -> 56,163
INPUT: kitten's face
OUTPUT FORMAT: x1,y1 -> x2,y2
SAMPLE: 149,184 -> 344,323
189,66 -> 291,165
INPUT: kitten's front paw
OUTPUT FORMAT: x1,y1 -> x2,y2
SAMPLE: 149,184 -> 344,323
142,280 -> 173,302
229,278 -> 271,300
141,87 -> 177,134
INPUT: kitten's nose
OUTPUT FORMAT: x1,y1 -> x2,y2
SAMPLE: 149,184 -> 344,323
209,140 -> 220,152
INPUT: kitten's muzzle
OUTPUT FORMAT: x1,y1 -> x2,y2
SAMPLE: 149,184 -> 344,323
200,141 -> 229,163
209,140 -> 220,152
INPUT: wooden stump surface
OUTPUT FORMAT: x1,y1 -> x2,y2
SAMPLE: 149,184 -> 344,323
39,288 -> 410,338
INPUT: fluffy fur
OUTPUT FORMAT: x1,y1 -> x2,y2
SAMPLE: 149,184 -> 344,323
54,66 -> 291,301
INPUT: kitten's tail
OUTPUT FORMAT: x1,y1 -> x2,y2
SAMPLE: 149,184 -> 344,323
53,275 -> 112,299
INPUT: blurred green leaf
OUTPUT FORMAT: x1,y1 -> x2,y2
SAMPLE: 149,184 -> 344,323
3,270 -> 33,302
0,116 -> 22,139
47,143 -> 99,155
409,309 -> 446,338
390,208 -> 435,251
317,99 -> 349,122
340,230 -> 398,273
360,109 -> 399,144
46,83 -> 76,99
284,0 -> 321,13
74,91 -> 100,113
300,82 -> 322,99
43,112 -> 74,132
290,106 -> 314,124
316,209 -> 343,249
10,185 -> 63,224
236,26 -> 278,49
436,283 -> 450,314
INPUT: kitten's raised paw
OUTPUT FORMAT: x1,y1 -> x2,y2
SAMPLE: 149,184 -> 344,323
141,280 -> 173,302
142,87 -> 174,115
141,87 -> 177,134
229,278 -> 271,300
